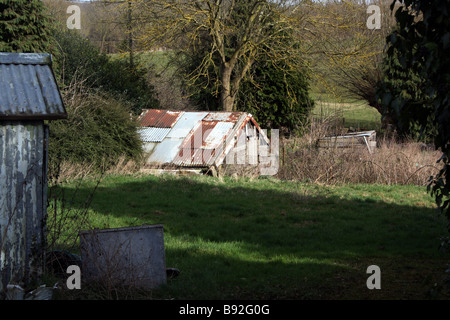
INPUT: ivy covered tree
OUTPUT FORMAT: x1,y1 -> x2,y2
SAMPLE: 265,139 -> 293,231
238,56 -> 314,135
376,2 -> 438,142
0,0 -> 54,53
178,41 -> 314,135
377,0 -> 450,292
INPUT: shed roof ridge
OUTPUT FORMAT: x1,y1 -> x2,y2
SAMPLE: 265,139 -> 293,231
0,52 -> 53,65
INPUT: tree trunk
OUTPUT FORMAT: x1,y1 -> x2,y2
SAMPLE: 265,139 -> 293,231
221,63 -> 235,112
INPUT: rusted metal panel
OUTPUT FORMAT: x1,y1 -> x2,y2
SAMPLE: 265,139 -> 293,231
0,53 -> 67,120
214,113 -> 251,166
138,109 -> 182,128
0,121 -> 47,295
146,112 -> 208,165
202,112 -> 243,122
173,121 -> 235,167
203,122 -> 234,148
166,112 -> 207,138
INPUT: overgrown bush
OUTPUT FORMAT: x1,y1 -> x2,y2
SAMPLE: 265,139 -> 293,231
48,83 -> 143,180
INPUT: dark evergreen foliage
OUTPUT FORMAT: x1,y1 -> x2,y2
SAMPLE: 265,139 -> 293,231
377,0 -> 450,293
0,0 -> 54,53
238,57 -> 314,135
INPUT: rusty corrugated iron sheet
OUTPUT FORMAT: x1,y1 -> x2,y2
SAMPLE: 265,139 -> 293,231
173,120 -> 236,166
0,53 -> 67,120
202,112 -> 243,122
138,109 -> 182,128
145,112 -> 208,164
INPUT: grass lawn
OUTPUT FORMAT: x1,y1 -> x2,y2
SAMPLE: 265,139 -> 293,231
49,174 -> 449,300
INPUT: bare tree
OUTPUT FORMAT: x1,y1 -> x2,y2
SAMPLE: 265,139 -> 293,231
293,0 -> 396,114
130,0 -> 302,112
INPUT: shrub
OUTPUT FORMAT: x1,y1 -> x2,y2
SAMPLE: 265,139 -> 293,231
48,84 -> 143,179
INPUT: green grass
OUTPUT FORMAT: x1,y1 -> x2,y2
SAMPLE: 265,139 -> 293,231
49,174 -> 449,300
310,88 -> 382,131
312,100 -> 381,131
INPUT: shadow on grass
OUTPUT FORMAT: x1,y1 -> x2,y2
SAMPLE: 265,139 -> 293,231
50,174 -> 449,299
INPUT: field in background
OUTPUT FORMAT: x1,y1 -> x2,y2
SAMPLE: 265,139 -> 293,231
310,90 -> 382,132
49,174 -> 449,300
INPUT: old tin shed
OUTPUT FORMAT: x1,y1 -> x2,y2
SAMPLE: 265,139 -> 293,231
0,53 -> 67,297
137,109 -> 270,172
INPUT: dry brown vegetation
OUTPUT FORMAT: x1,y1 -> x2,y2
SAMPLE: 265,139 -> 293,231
277,116 -> 441,185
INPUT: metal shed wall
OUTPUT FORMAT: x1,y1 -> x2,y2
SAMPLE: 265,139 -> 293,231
0,52 -> 66,298
0,121 -> 48,294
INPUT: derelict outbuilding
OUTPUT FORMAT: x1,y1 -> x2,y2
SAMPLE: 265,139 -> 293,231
0,53 -> 67,297
137,109 -> 273,174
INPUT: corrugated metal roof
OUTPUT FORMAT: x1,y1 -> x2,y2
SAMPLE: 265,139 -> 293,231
138,109 -> 267,168
0,53 -> 67,120
166,112 -> 207,138
138,127 -> 171,142
145,112 -> 207,165
204,122 -> 234,148
138,109 -> 182,128
202,112 -> 242,122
